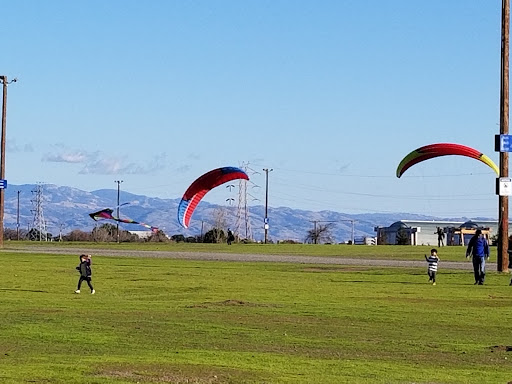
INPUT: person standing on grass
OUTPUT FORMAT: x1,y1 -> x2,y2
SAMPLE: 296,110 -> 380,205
75,254 -> 95,294
435,227 -> 445,247
227,228 -> 235,245
466,229 -> 489,285
424,248 -> 439,285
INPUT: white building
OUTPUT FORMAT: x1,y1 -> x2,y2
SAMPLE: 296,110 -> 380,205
374,220 -> 501,246
128,230 -> 154,240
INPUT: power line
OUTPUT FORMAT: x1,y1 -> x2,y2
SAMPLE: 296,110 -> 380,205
250,163 -> 495,178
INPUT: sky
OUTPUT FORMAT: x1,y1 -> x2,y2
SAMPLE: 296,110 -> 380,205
0,1 -> 508,219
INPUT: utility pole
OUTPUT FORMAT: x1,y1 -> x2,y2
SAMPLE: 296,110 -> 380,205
114,180 -> 123,243
16,190 -> 20,240
310,220 -> 320,244
308,220 -> 338,244
263,168 -> 273,244
0,76 -> 17,247
499,0 -> 510,272
339,219 -> 356,245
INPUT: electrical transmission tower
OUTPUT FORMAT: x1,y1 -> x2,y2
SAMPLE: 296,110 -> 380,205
30,183 -> 48,241
236,162 -> 253,241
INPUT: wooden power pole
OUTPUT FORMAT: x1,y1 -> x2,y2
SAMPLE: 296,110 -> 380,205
499,0 -> 510,272
0,77 -> 9,247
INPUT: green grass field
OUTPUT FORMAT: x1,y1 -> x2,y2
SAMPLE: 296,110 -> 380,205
6,241 -> 493,262
1,245 -> 512,383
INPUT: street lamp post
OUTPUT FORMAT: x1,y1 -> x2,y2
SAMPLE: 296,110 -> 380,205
0,76 -> 17,247
263,168 -> 273,244
114,180 -> 123,243
17,190 -> 20,241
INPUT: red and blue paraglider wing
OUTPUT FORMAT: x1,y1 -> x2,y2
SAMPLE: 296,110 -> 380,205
178,166 -> 249,228
396,143 -> 499,178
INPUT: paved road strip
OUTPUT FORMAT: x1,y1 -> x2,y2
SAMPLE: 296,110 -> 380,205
2,246 -> 485,270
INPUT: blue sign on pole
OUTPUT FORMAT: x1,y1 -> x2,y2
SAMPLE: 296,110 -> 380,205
496,134 -> 512,152
0,179 -> 7,189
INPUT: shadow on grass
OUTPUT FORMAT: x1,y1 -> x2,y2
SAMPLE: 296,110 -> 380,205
329,279 -> 480,286
187,299 -> 282,308
330,279 -> 429,285
0,288 -> 48,293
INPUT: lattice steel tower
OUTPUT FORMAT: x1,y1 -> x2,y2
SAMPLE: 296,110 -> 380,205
235,162 -> 252,241
30,183 -> 47,241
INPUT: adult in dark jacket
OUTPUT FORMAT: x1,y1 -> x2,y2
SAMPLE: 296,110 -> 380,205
75,254 -> 95,294
227,229 -> 235,245
465,229 -> 489,285
435,227 -> 445,247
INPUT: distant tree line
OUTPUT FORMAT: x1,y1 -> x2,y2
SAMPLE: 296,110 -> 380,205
2,209 -> 344,244
1,223 -> 242,244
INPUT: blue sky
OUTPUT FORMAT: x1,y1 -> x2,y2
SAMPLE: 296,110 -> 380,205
0,1 -> 506,218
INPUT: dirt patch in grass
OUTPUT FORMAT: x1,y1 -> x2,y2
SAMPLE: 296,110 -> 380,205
97,369 -> 219,383
489,345 -> 512,352
94,363 -> 262,383
187,300 -> 281,309
303,266 -> 373,273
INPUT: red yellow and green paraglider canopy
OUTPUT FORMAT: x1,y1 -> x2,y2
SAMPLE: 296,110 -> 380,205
396,143 -> 499,178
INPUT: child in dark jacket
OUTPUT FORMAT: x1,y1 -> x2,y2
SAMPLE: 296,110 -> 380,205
75,254 -> 95,294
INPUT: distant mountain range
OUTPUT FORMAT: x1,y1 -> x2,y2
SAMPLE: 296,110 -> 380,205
2,184 -> 493,243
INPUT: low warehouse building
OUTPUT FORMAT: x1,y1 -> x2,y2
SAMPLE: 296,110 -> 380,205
374,220 -> 499,246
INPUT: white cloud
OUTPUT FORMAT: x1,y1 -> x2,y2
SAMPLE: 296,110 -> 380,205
78,157 -> 123,174
42,152 -> 88,163
79,153 -> 167,175
42,145 -> 167,175
7,140 -> 34,153
176,164 -> 191,173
